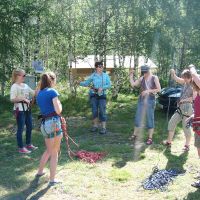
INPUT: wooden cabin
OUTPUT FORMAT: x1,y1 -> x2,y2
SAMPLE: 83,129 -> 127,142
71,55 -> 158,78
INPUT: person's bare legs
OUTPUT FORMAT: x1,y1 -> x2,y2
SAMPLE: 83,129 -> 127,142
165,111 -> 181,145
167,131 -> 175,143
37,150 -> 50,175
38,134 -> 62,182
185,133 -> 191,147
131,126 -> 140,138
93,118 -> 99,128
48,134 -> 62,182
197,148 -> 200,158
148,128 -> 154,139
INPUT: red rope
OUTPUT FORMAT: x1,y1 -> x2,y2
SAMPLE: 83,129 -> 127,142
60,117 -> 106,163
75,150 -> 107,163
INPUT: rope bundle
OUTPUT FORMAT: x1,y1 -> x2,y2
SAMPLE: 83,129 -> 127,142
61,117 -> 106,163
142,167 -> 185,191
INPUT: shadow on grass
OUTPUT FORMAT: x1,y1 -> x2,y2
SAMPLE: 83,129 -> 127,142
183,189 -> 200,200
112,153 -> 133,168
164,148 -> 188,171
3,176 -> 50,200
0,129 -> 46,191
29,184 -> 51,200
0,94 -> 185,198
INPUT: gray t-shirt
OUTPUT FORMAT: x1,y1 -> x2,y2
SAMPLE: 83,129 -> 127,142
180,83 -> 193,101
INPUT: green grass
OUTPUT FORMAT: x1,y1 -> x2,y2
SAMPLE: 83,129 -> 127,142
0,93 -> 200,200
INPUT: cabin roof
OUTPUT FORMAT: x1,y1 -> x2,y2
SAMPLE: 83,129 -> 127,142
71,55 -> 158,69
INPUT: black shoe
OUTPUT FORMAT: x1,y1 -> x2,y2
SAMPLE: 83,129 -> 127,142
90,127 -> 98,132
99,128 -> 107,134
49,180 -> 61,186
191,181 -> 200,188
35,172 -> 45,178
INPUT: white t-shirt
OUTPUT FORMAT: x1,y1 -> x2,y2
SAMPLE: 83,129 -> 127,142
10,83 -> 35,111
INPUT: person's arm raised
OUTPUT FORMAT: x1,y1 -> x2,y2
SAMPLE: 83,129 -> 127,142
191,68 -> 200,89
170,69 -> 185,84
129,69 -> 140,88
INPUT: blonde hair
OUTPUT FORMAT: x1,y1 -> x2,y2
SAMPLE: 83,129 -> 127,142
11,68 -> 25,84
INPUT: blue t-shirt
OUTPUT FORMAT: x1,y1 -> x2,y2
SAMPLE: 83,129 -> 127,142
80,72 -> 111,95
36,88 -> 59,115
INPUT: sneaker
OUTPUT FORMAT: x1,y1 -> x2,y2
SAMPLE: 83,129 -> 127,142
90,126 -> 98,132
26,144 -> 38,151
35,172 -> 45,178
146,138 -> 153,145
99,128 -> 107,134
19,147 -> 31,154
182,145 -> 190,152
191,180 -> 200,188
194,173 -> 200,179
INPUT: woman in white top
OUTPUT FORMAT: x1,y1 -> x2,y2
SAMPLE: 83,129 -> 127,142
10,69 -> 37,154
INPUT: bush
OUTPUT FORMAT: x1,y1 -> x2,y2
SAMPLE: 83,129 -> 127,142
159,78 -> 168,88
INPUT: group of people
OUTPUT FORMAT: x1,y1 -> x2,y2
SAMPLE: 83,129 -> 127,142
10,61 -> 200,188
129,64 -> 200,188
11,69 -> 63,185
10,62 -> 111,186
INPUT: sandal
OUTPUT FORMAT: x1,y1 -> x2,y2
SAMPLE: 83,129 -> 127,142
182,145 -> 190,152
162,141 -> 171,147
146,138 -> 153,145
129,135 -> 137,141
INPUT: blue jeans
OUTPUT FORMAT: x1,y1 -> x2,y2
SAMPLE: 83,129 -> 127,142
16,111 -> 33,148
134,96 -> 156,129
90,95 -> 107,122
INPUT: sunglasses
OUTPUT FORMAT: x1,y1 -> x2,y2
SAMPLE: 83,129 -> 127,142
18,74 -> 26,77
96,65 -> 103,68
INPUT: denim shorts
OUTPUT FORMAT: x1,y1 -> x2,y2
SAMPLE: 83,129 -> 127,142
134,96 -> 156,129
41,116 -> 63,139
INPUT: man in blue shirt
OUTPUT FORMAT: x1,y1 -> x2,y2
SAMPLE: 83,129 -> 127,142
80,61 -> 111,134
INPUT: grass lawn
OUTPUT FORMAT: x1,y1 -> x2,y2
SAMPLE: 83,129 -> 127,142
0,93 -> 200,200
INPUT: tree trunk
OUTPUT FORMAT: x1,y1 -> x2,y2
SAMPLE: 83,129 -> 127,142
179,36 -> 186,70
